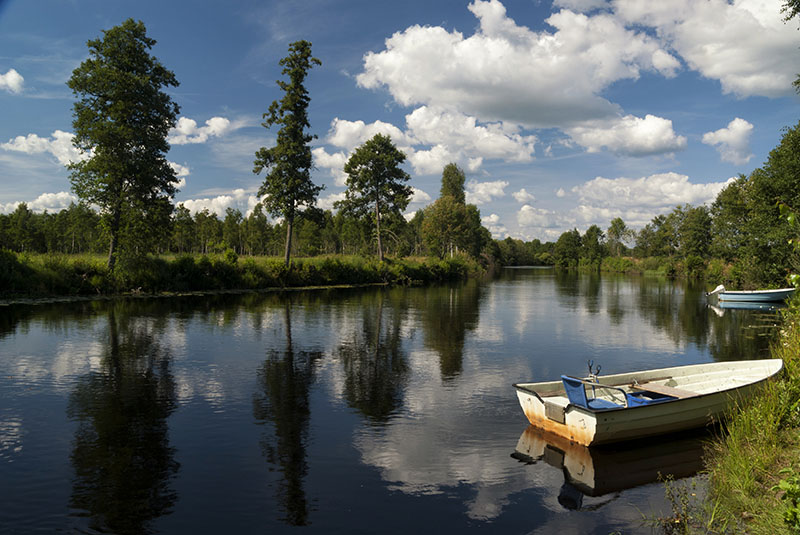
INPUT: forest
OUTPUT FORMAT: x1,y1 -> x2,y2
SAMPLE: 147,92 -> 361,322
4,114 -> 799,292
2,17 -> 800,296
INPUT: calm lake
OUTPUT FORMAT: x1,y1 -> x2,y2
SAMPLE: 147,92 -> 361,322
0,268 -> 780,534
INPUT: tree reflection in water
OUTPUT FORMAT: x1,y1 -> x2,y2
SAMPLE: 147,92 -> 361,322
253,299 -> 321,526
416,281 -> 480,380
67,304 -> 178,535
337,290 -> 409,423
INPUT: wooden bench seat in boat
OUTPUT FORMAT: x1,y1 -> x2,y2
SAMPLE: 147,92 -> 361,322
629,382 -> 697,399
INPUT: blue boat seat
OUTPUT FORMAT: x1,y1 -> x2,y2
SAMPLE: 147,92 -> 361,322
561,375 -> 673,410
561,375 -> 621,410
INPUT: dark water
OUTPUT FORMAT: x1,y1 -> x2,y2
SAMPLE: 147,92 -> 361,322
0,268 -> 780,534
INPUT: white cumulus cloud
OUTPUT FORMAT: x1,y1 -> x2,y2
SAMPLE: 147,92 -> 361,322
179,189 -> 261,218
482,213 -> 508,238
702,117 -> 754,165
169,116 -> 237,145
316,191 -> 347,211
565,114 -> 687,156
570,172 -> 734,227
410,187 -> 432,205
614,0 -> 799,97
512,188 -> 535,203
312,147 -> 349,186
321,109 -> 536,177
357,0 -> 679,128
326,117 -> 413,150
1,130 -> 87,166
466,179 -> 508,205
0,191 -> 80,214
0,68 -> 24,94
169,161 -> 190,178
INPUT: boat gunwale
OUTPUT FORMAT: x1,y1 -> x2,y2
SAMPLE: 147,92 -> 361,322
719,288 -> 795,295
512,359 -> 783,415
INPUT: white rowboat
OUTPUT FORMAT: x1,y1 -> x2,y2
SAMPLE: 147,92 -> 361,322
513,359 -> 783,446
706,284 -> 795,302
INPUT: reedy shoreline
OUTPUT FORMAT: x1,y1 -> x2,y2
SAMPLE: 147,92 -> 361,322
0,251 -> 482,299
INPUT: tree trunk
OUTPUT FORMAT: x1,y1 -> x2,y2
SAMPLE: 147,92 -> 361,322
375,200 -> 383,262
106,206 -> 121,271
284,215 -> 294,267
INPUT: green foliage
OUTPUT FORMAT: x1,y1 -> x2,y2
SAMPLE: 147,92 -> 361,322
336,134 -> 412,261
0,253 -> 477,298
654,475 -> 704,534
684,255 -> 705,279
421,196 -> 485,259
779,202 -> 800,287
440,163 -> 466,203
600,256 -> 635,273
253,40 -> 323,266
705,258 -> 729,284
679,206 -> 711,258
553,229 -> 581,269
67,19 -> 180,271
773,468 -> 800,531
607,217 -> 633,256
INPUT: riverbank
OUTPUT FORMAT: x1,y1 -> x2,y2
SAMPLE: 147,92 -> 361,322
0,251 -> 481,298
680,300 -> 800,533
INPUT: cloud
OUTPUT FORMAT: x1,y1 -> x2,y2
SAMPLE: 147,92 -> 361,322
614,0 -> 799,97
0,191 -> 79,214
554,0 -> 609,11
570,171 -> 734,227
404,106 -> 536,173
316,191 -> 347,211
565,114 -> 687,155
169,116 -> 240,145
178,188 -> 261,218
482,213 -> 508,238
1,130 -> 87,166
702,117 -> 754,165
321,109 -> 536,177
515,204 -> 568,242
410,187 -> 432,205
466,179 -> 508,205
0,68 -> 24,94
512,188 -> 535,203
555,188 -> 567,198
357,0 -> 679,128
312,147 -> 349,186
517,204 -> 562,228
326,117 -> 413,150
169,161 -> 190,178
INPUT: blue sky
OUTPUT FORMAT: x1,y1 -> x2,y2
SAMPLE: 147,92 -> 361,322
1,0 -> 799,241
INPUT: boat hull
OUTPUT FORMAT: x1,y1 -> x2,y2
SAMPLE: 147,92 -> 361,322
718,288 -> 795,302
514,359 -> 782,446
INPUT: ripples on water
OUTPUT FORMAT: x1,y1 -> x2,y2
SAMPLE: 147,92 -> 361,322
0,269 -> 780,533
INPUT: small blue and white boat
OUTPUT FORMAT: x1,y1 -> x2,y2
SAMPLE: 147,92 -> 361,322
513,359 -> 783,446
706,284 -> 795,303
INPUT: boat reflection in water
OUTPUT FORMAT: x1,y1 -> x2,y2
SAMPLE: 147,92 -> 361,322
708,301 -> 786,317
511,425 -> 707,510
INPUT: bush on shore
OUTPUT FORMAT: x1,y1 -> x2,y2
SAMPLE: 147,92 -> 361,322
0,251 -> 480,298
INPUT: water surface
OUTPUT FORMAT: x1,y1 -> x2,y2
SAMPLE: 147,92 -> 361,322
0,268 -> 779,534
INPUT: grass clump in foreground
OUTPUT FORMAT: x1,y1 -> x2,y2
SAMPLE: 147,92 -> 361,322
667,300 -> 800,534
0,251 -> 482,298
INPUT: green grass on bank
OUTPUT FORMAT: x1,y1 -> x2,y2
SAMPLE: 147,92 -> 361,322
675,301 -> 800,534
0,250 -> 482,298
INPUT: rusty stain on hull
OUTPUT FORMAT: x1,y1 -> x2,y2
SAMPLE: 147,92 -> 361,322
521,398 -> 594,446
